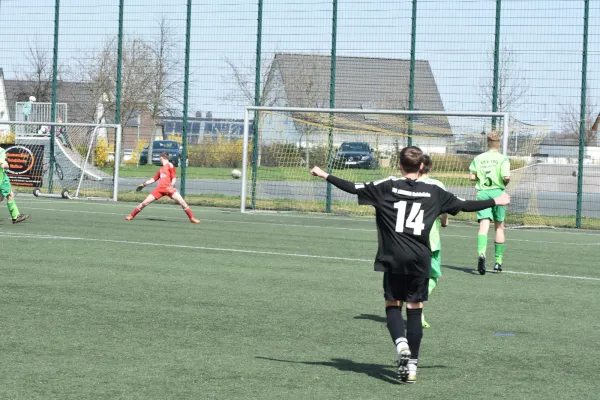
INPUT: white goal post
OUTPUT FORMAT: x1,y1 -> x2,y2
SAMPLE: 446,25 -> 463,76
240,106 -> 509,214
0,121 -> 122,201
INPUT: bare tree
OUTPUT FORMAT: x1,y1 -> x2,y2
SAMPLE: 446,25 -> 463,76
74,20 -> 183,126
148,18 -> 183,120
15,42 -> 64,102
561,101 -> 599,146
223,56 -> 280,107
480,46 -> 528,113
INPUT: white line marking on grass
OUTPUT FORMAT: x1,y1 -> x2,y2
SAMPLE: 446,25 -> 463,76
0,231 -> 372,263
503,270 -> 600,281
16,197 -> 600,237
23,206 -> 380,233
20,205 -> 600,246
2,231 -> 600,282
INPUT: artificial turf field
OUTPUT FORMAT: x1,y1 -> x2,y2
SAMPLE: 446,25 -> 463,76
1,197 -> 600,400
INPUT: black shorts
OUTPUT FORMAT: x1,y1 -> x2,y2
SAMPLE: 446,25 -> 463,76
383,273 -> 429,303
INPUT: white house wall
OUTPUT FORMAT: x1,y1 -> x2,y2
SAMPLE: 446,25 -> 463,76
0,71 -> 9,134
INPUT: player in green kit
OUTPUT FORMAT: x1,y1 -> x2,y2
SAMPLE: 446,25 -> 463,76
0,147 -> 29,224
469,132 -> 510,274
418,154 -> 448,328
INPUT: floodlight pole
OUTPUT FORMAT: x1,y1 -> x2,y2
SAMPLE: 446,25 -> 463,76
407,0 -> 417,146
250,0 -> 264,210
576,0 -> 590,229
49,0 -> 60,194
115,0 -> 124,126
181,0 -> 192,198
492,0 -> 502,131
325,0 -> 338,214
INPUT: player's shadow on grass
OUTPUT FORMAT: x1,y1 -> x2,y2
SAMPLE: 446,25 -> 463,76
442,264 -> 480,275
256,356 -> 399,384
144,217 -> 171,222
354,313 -> 386,323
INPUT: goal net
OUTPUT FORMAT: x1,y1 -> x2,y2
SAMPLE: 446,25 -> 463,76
0,121 -> 122,200
241,107 -> 548,227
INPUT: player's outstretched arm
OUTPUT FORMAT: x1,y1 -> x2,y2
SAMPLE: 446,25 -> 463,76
456,193 -> 510,212
311,166 -> 357,194
440,189 -> 510,215
136,178 -> 156,192
468,172 -> 477,181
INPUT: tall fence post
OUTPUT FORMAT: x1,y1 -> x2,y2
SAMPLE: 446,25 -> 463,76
492,0 -> 502,131
576,0 -> 590,229
114,0 -> 124,182
325,0 -> 338,214
407,0 -> 417,147
181,0 -> 192,198
49,0 -> 60,194
250,0 -> 263,210
115,0 -> 124,126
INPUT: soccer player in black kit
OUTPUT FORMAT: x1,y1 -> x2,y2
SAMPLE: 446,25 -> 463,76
311,146 -> 510,384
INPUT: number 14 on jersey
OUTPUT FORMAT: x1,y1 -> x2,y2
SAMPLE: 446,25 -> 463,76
394,201 -> 425,236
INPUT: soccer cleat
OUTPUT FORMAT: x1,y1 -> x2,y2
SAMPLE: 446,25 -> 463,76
494,262 -> 503,272
406,360 -> 418,384
190,218 -> 200,224
12,214 -> 30,224
477,255 -> 486,275
422,313 -> 430,329
125,215 -> 134,221
396,339 -> 411,383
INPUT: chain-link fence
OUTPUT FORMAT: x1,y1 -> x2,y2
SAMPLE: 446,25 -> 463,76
0,0 -> 599,227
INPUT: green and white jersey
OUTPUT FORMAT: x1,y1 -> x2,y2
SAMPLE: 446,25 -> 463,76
0,148 -> 6,179
418,176 -> 445,252
469,150 -> 510,191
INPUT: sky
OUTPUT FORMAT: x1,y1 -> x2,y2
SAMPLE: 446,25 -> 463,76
1,0 -> 599,133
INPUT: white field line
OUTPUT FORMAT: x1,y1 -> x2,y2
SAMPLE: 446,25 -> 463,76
0,232 -> 371,263
15,197 -> 600,237
1,231 -> 600,282
13,205 -> 600,247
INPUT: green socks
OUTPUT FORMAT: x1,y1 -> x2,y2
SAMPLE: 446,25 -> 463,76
477,234 -> 487,256
428,277 -> 438,295
495,242 -> 505,264
7,200 -> 19,219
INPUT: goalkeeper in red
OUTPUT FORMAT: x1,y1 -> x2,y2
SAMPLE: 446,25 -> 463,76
469,131 -> 510,274
126,152 -> 200,223
0,147 -> 29,224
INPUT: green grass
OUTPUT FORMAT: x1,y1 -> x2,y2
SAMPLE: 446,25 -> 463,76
2,198 -> 600,399
108,165 -> 472,185
31,186 -> 600,229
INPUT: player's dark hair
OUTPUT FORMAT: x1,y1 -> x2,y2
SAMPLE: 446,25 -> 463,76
421,154 -> 432,174
159,152 -> 169,159
399,146 -> 423,173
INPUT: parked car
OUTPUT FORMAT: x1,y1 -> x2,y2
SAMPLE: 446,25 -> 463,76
333,142 -> 377,169
139,140 -> 182,167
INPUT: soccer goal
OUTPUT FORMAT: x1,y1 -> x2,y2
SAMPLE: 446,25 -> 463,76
240,106 -> 548,227
0,121 -> 122,201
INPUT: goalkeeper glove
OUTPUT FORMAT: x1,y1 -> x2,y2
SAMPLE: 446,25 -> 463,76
136,183 -> 145,192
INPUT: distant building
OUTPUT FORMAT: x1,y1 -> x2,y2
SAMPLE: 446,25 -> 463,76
535,132 -> 600,164
260,53 -> 451,154
0,68 -> 164,149
162,115 -> 253,145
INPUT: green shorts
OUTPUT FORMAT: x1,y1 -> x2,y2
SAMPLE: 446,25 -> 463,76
0,174 -> 12,197
431,250 -> 442,279
476,189 -> 506,222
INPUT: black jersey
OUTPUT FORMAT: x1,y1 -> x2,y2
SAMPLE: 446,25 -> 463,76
355,176 -> 466,277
